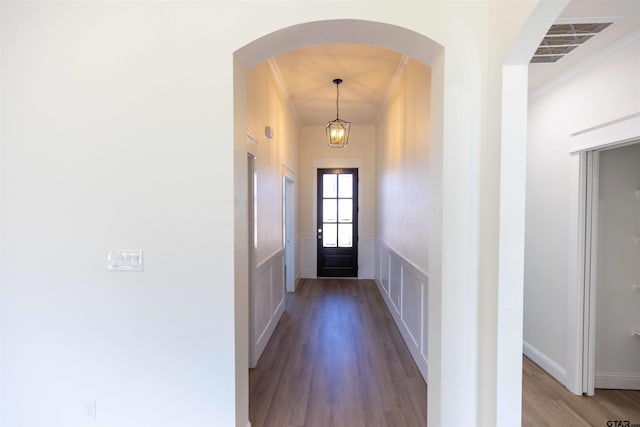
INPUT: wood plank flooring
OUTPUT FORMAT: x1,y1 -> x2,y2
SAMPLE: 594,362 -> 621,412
522,356 -> 640,426
249,278 -> 640,427
249,278 -> 427,427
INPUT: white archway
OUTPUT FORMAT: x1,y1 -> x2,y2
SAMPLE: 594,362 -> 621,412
232,4 -> 566,425
234,19 -> 446,426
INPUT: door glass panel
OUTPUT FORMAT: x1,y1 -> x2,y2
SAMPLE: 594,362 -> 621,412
323,199 -> 337,222
323,223 -> 337,247
338,174 -> 353,198
338,199 -> 352,222
338,224 -> 353,247
323,174 -> 337,198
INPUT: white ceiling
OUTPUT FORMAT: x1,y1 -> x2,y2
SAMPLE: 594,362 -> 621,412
273,44 -> 404,125
270,0 -> 640,126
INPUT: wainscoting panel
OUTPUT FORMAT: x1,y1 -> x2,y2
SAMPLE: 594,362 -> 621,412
389,253 -> 402,314
251,248 -> 285,367
375,241 -> 429,382
402,266 -> 422,349
380,248 -> 389,293
300,235 -> 316,278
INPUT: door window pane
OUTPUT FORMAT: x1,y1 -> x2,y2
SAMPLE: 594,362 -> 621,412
338,174 -> 353,198
323,199 -> 337,222
323,224 -> 337,247
323,174 -> 337,198
338,224 -> 353,247
338,199 -> 352,223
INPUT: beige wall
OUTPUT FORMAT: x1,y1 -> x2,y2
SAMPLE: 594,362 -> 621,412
376,59 -> 431,272
246,62 -> 299,264
298,125 -> 376,278
0,2 -> 551,426
373,58 -> 432,386
245,62 -> 299,366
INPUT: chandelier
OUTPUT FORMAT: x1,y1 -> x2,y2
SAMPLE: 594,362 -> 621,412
325,78 -> 351,148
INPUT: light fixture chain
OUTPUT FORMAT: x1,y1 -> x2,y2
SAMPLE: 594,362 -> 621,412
335,81 -> 340,120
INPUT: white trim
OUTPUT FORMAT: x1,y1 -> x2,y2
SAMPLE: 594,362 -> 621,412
256,247 -> 285,270
523,341 -> 567,384
267,57 -> 301,125
246,421 -> 252,427
530,28 -> 640,102
554,16 -> 625,25
566,153 -> 584,395
375,54 -> 409,123
570,112 -> 640,154
281,164 -> 297,181
376,240 -> 429,383
582,151 -> 599,396
379,241 -> 430,279
252,249 -> 286,367
595,372 -> 640,390
567,116 -> 640,396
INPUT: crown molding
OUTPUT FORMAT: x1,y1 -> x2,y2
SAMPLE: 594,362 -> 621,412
554,16 -> 625,25
375,54 -> 410,123
267,57 -> 301,126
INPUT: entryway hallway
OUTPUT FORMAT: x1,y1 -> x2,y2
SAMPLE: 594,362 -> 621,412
250,279 -> 426,426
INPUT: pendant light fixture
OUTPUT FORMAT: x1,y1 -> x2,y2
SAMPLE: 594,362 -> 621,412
325,78 -> 351,148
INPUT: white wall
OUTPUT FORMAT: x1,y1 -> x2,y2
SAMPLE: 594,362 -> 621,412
246,62 -> 299,366
298,125 -> 376,279
374,59 -> 431,382
376,59 -> 431,272
595,142 -> 640,389
525,41 -> 640,386
0,1 -> 547,426
1,4 -> 239,426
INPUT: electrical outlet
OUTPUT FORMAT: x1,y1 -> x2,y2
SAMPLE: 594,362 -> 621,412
82,400 -> 96,421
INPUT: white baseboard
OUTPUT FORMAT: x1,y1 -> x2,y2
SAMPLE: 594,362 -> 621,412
596,371 -> 640,390
523,341 -> 567,385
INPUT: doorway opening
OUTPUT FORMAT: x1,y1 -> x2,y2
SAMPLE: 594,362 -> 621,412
579,139 -> 640,395
284,175 -> 296,292
317,168 -> 358,277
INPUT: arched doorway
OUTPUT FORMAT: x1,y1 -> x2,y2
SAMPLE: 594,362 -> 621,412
234,19 -> 444,427
231,4 -> 565,425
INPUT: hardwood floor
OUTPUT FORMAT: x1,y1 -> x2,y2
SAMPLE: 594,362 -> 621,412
522,356 -> 640,426
249,278 -> 640,426
249,278 -> 427,427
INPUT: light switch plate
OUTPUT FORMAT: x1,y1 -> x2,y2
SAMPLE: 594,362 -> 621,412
108,250 -> 143,272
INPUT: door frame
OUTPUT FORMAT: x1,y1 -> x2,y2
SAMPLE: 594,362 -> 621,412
312,158 -> 363,278
566,112 -> 640,395
247,153 -> 257,368
283,166 -> 296,292
316,167 -> 359,277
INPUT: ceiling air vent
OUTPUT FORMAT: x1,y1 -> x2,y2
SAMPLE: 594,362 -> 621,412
530,22 -> 612,64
